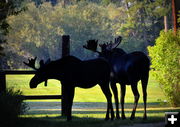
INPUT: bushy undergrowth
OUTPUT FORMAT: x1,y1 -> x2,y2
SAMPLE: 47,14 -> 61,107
0,88 -> 29,122
148,30 -> 180,107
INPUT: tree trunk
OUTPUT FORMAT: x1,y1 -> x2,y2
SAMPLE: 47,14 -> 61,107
124,0 -> 130,18
164,16 -> 168,32
172,0 -> 177,35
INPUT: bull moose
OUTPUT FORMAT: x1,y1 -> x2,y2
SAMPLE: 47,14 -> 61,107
83,36 -> 150,120
24,56 -> 114,121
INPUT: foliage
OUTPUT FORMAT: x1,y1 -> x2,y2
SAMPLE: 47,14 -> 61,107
148,30 -> 180,107
0,0 -> 26,69
4,1 -> 168,69
119,0 -> 170,48
5,2 -> 123,68
0,0 -> 26,33
120,37 -> 145,53
0,88 -> 29,124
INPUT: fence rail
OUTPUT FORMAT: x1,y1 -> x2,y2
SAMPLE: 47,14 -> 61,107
0,70 -> 36,74
24,95 -> 62,100
0,70 -> 62,100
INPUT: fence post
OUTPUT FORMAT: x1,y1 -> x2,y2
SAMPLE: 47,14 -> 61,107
62,35 -> 70,57
0,72 -> 6,92
61,35 -> 70,116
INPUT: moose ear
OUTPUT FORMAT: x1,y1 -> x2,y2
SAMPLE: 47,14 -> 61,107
39,58 -> 51,68
39,60 -> 45,68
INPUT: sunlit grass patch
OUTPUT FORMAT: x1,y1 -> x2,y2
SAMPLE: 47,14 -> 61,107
6,71 -> 166,103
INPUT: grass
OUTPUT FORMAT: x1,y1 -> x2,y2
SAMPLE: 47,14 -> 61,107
10,116 -> 165,127
4,107 -> 180,127
6,71 -> 166,103
4,71 -> 180,127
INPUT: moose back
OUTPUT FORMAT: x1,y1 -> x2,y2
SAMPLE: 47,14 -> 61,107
84,36 -> 150,120
24,56 -> 114,121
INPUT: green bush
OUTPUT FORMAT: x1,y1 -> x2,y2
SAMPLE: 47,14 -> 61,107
148,30 -> 180,107
0,88 -> 29,123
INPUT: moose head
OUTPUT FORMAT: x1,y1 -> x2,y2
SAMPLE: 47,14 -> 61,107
83,36 -> 123,59
24,57 -> 50,88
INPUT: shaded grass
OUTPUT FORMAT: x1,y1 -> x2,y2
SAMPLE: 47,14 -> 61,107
16,116 -> 164,127
17,101 -> 180,127
7,107 -> 179,127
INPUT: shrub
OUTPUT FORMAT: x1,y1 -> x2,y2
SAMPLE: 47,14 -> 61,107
148,30 -> 180,107
0,88 -> 29,123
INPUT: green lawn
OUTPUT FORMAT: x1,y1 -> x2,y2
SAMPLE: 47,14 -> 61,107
4,71 -> 180,127
6,71 -> 166,103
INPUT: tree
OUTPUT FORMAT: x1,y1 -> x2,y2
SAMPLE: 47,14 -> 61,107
163,0 -> 171,32
5,2 -> 123,68
171,0 -> 180,34
0,0 -> 26,69
5,1 -> 171,68
119,0 -> 170,52
148,30 -> 180,106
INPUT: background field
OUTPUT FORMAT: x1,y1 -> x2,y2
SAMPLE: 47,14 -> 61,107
6,71 -> 166,103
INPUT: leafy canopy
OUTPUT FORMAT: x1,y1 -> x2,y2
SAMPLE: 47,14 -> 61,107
148,30 -> 180,106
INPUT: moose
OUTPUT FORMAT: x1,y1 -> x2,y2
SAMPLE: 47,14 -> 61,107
24,56 -> 114,121
83,36 -> 150,120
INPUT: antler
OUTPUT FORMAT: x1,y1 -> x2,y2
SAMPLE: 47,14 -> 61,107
23,57 -> 38,70
83,40 -> 101,54
99,36 -> 122,50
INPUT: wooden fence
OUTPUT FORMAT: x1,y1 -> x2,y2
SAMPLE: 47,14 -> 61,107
0,70 -> 62,100
0,35 -> 70,115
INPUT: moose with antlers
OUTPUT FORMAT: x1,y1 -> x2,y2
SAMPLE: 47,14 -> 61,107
24,56 -> 114,121
83,36 -> 150,120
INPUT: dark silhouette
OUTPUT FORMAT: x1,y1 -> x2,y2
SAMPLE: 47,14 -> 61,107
83,36 -> 150,120
24,56 -> 114,121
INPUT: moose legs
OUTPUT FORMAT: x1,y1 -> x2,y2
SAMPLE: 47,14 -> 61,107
120,84 -> 126,119
110,81 -> 120,119
141,75 -> 148,120
100,83 -> 114,120
130,83 -> 139,120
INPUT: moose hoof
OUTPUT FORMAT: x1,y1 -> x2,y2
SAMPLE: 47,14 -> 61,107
121,115 -> 126,120
143,115 -> 147,120
111,116 -> 115,121
105,117 -> 110,121
67,117 -> 72,121
116,115 -> 121,120
130,116 -> 135,120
